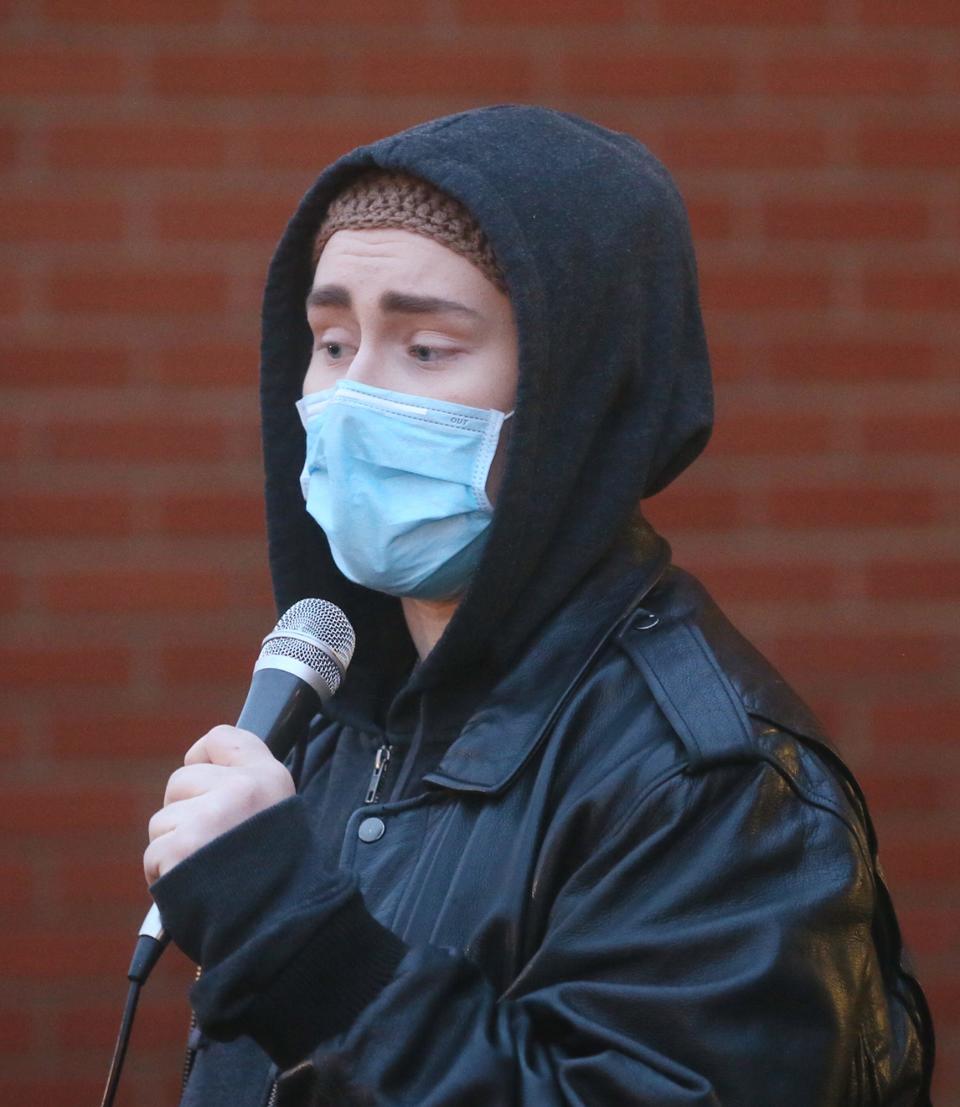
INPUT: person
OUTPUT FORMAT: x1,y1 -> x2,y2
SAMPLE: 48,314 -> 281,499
144,105 -> 935,1106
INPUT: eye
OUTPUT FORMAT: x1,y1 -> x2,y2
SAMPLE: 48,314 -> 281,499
320,341 -> 352,361
409,344 -> 451,364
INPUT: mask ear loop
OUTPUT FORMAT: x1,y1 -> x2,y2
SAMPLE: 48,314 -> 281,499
473,410 -> 513,513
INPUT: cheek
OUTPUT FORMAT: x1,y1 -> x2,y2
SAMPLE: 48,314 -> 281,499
486,348 -> 519,414
302,356 -> 338,395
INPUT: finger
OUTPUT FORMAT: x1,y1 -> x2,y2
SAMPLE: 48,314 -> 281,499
163,762 -> 234,807
144,831 -> 177,886
184,725 -> 271,768
148,796 -> 198,843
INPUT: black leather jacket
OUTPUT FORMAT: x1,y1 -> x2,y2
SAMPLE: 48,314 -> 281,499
156,545 -> 934,1106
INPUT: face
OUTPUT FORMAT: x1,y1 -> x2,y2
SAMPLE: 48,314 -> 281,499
304,227 -> 518,501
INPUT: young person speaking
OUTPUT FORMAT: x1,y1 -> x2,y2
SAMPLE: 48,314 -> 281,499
144,105 -> 934,1106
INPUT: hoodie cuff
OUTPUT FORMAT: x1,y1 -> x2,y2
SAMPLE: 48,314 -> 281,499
151,795 -> 407,1064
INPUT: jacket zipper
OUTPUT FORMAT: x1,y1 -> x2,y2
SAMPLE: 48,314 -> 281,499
180,965 -> 203,1095
365,743 -> 392,804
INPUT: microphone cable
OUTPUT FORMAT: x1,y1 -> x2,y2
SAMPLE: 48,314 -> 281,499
100,979 -> 142,1107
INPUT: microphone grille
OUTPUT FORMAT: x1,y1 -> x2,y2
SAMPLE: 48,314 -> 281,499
255,599 -> 356,698
273,598 -> 356,669
258,634 -> 344,696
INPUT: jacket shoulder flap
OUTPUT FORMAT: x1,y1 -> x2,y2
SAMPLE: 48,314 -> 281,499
615,566 -> 829,772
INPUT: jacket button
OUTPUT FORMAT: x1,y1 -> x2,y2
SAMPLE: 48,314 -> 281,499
358,817 -> 385,843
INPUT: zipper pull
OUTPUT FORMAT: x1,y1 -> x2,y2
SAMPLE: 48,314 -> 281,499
365,744 -> 392,805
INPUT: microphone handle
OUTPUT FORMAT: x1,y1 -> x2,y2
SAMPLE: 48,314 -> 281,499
235,666 -> 322,761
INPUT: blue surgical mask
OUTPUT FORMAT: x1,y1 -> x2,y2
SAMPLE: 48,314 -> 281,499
296,380 -> 513,600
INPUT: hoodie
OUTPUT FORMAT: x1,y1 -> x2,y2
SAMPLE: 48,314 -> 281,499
258,103 -> 711,733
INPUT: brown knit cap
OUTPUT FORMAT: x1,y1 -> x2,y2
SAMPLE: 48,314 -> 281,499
312,169 -> 507,294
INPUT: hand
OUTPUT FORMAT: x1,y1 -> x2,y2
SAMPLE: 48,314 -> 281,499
144,725 -> 295,886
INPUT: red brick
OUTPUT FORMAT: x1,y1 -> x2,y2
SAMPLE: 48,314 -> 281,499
52,711 -> 217,758
774,632 -> 945,678
0,1079 -> 122,1101
0,572 -> 19,612
56,859 -> 148,907
686,197 -> 736,240
0,343 -> 129,387
698,562 -> 837,603
55,998 -> 188,1050
0,786 -> 140,834
0,1010 -> 31,1052
858,0 -> 960,26
763,49 -> 931,95
49,122 -> 229,170
43,569 -> 232,613
866,560 -> 960,600
858,122 -> 960,169
560,51 -> 737,97
708,412 -> 833,455
894,907 -> 960,957
0,195 -> 124,242
871,701 -> 960,748
767,485 -> 935,528
358,49 -> 532,97
658,0 -> 828,25
49,418 -> 227,462
863,269 -> 960,313
642,488 -> 741,531
763,197 -> 929,240
156,340 -> 258,386
708,340 -> 751,383
766,339 -> 936,381
658,122 -> 829,170
701,266 -> 831,312
859,774 -> 947,819
0,48 -> 125,96
919,977 -> 960,1024
879,838 -> 960,886
459,0 -> 624,23
0,862 -> 31,908
0,931 -> 129,979
0,125 -> 16,169
0,345 -> 130,389
157,195 -> 292,242
152,50 -> 333,97
45,0 -> 226,21
254,0 -> 430,22
0,715 -> 22,762
0,646 -> 130,689
162,643 -> 255,685
0,274 -> 22,316
159,492 -> 265,536
49,270 -> 229,316
0,492 -> 131,537
0,417 -> 22,459
252,121 -> 395,171
864,413 -> 960,454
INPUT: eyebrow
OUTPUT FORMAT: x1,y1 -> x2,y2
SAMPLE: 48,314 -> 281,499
306,284 -> 483,321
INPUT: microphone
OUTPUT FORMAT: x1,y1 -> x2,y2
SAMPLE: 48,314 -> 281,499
130,598 -> 356,985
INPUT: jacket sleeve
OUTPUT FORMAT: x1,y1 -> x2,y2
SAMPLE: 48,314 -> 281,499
151,755 -> 879,1107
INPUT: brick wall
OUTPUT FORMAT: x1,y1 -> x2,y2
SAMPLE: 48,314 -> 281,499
1,1 -> 957,1103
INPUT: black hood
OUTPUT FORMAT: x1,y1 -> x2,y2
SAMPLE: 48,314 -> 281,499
260,104 -> 712,730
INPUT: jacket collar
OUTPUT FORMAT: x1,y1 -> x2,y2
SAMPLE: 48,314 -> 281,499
422,531 -> 671,795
